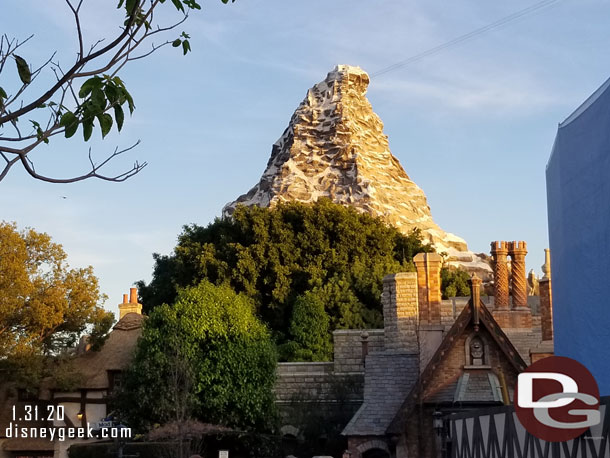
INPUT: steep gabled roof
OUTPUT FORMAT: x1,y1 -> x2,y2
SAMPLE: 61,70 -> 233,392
386,297 -> 527,435
342,353 -> 419,436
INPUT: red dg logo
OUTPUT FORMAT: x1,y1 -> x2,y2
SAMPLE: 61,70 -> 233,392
515,356 -> 600,442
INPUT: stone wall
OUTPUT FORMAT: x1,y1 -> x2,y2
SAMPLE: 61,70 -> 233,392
274,329 -> 386,441
276,362 -> 340,403
333,329 -> 384,373
275,361 -> 364,444
441,298 -> 468,327
275,329 -> 384,406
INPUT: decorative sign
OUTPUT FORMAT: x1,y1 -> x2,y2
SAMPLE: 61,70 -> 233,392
219,451 -> 229,458
94,420 -> 113,429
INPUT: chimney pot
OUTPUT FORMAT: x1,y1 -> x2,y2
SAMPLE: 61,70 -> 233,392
129,287 -> 138,304
413,252 -> 442,325
119,287 -> 143,319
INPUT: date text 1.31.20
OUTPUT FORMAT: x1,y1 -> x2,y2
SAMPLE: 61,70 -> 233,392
12,404 -> 65,422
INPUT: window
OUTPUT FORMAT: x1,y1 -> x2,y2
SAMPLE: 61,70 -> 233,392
108,371 -> 122,392
17,389 -> 38,401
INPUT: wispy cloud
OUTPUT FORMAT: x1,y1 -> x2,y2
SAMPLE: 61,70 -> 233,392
371,68 -> 559,113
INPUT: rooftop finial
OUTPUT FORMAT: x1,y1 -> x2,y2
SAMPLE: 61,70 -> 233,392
542,248 -> 551,280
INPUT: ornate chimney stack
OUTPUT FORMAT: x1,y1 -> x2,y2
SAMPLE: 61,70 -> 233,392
413,252 -> 442,325
490,241 -> 510,327
490,241 -> 509,307
119,287 -> 142,319
469,274 -> 482,332
539,249 -> 553,341
507,241 -> 528,309
507,241 -> 532,328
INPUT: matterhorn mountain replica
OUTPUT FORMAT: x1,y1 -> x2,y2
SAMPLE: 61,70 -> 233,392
223,65 -> 490,276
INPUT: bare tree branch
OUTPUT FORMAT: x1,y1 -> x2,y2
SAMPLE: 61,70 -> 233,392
0,156 -> 19,181
0,34 -> 34,74
65,0 -> 84,59
18,141 -> 146,183
73,0 -> 163,79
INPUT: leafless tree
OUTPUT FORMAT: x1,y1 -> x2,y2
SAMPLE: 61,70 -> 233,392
0,0 -> 229,184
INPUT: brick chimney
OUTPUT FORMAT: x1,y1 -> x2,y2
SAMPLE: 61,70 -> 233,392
382,272 -> 419,353
490,241 -> 509,308
507,241 -> 532,328
118,287 -> 142,319
413,252 -> 442,325
507,241 -> 528,309
491,241 -> 510,328
539,249 -> 553,341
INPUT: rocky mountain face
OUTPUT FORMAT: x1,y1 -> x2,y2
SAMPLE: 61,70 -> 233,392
223,65 -> 490,276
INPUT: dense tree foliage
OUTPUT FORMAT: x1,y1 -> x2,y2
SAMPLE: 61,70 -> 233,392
0,221 -> 113,384
138,200 -> 433,344
278,291 -> 333,362
118,281 -> 277,433
441,267 -> 472,299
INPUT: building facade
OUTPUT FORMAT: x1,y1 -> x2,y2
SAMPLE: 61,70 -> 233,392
546,75 -> 610,396
339,246 -> 554,458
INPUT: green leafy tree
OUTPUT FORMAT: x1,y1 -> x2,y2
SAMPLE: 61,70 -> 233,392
279,291 -> 333,362
138,200 -> 433,345
118,281 -> 278,433
441,267 -> 471,299
0,0 -> 234,183
0,221 -> 113,384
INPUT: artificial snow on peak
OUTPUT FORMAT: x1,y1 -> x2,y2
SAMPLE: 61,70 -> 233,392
223,65 -> 491,276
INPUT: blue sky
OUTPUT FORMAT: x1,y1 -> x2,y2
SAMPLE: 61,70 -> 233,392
2,0 -> 609,316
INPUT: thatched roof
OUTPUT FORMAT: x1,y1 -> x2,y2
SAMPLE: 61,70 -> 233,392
113,312 -> 144,331
71,312 -> 144,389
